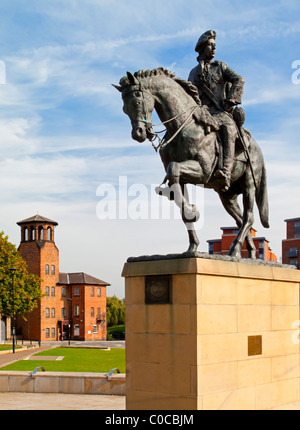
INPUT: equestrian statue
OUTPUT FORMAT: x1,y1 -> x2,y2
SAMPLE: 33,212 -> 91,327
113,30 -> 269,259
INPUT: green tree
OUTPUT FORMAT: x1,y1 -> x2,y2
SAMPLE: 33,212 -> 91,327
106,295 -> 125,327
0,232 -> 42,319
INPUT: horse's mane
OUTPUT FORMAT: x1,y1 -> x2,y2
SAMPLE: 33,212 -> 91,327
120,67 -> 201,106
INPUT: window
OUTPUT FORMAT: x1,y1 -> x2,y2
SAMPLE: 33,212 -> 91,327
91,307 -> 94,317
74,305 -> 80,316
91,287 -> 94,297
39,226 -> 44,240
51,328 -> 55,338
46,328 -> 50,338
61,307 -> 67,318
61,287 -> 67,297
45,286 -> 50,296
295,234 -> 300,238
259,240 -> 264,249
45,265 -> 49,275
287,247 -> 298,258
51,308 -> 55,318
74,325 -> 80,336
45,308 -> 50,318
47,227 -> 52,241
24,227 -> 28,241
51,286 -> 55,297
51,265 -> 55,275
93,325 -> 98,334
74,287 -> 80,296
208,243 -> 214,255
294,222 -> 300,233
97,288 -> 101,297
290,259 -> 298,268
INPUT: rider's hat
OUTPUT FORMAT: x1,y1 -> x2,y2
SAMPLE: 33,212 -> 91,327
195,30 -> 216,53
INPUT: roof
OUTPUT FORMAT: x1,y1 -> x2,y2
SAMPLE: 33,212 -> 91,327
17,214 -> 58,226
284,217 -> 300,223
58,272 -> 110,286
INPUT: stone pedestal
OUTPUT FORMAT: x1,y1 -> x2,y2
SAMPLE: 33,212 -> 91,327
122,256 -> 300,410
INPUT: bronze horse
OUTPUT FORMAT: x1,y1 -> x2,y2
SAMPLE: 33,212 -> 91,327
114,68 -> 269,259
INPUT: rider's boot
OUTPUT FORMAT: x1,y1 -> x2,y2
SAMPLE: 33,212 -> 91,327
214,127 -> 235,192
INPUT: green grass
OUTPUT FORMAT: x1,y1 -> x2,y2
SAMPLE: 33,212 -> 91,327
0,347 -> 125,373
0,345 -> 22,351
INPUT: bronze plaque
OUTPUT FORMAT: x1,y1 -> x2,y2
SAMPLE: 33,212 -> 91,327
248,335 -> 262,356
145,275 -> 172,304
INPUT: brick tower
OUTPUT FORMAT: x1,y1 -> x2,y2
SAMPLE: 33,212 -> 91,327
17,214 -> 59,341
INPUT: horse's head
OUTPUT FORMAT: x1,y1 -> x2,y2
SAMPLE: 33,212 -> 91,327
113,72 -> 155,143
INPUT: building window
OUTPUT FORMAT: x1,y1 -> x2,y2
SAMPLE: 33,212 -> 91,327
93,325 -> 98,334
47,227 -> 52,241
91,287 -> 94,297
45,308 -> 50,318
287,247 -> 298,258
46,328 -> 50,338
39,226 -> 44,240
295,234 -> 300,238
290,259 -> 298,268
51,308 -> 55,318
51,328 -> 55,338
51,265 -> 55,275
61,307 -> 66,318
61,287 -> 67,297
45,286 -> 50,296
51,286 -> 55,297
91,307 -> 94,317
24,227 -> 28,241
97,288 -> 101,297
294,222 -> 300,233
74,287 -> 80,296
45,265 -> 49,275
74,325 -> 80,336
74,305 -> 80,317
208,243 -> 214,255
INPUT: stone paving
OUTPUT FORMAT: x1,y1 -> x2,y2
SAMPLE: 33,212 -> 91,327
0,392 -> 125,410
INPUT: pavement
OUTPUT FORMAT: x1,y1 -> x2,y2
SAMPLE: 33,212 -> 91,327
1,341 -> 300,410
0,340 -> 126,410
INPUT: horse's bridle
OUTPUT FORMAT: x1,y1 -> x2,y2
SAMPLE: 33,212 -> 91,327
123,79 -> 200,152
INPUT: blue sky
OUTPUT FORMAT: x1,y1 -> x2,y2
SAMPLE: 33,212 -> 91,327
0,0 -> 300,297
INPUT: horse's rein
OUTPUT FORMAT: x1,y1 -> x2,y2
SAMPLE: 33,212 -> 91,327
123,80 -> 200,152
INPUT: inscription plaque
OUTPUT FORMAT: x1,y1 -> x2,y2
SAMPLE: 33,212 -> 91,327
145,275 -> 172,304
248,335 -> 262,356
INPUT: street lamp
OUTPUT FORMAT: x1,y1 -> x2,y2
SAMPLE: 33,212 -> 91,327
9,268 -> 17,354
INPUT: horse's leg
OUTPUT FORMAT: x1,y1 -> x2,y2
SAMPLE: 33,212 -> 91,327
218,190 -> 257,259
228,178 -> 256,259
166,161 -> 202,253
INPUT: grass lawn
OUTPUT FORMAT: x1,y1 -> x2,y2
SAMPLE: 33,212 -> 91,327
0,347 -> 125,373
0,345 -> 22,351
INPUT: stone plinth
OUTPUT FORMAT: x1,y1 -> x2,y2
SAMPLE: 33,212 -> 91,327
122,256 -> 300,410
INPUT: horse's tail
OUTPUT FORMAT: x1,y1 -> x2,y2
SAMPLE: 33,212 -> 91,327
255,161 -> 270,228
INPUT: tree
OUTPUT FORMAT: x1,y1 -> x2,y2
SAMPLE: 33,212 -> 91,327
0,231 -> 42,319
106,295 -> 125,327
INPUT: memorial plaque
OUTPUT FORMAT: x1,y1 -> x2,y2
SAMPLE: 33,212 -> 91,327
145,275 -> 172,304
248,335 -> 262,356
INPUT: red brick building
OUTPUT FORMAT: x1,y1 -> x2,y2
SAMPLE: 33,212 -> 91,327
282,217 -> 300,268
207,226 -> 277,261
16,214 -> 110,341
